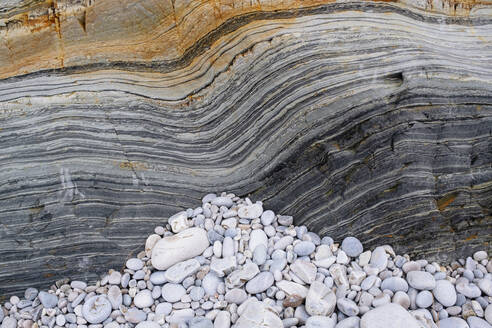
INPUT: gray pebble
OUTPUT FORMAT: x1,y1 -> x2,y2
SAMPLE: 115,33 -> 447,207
24,288 -> 38,301
188,317 -> 213,328
38,291 -> 58,308
416,290 -> 433,308
407,271 -> 436,290
277,215 -> 293,226
261,210 -> 275,226
126,258 -> 143,271
150,272 -> 167,285
341,237 -> 363,258
161,283 -> 186,303
82,295 -> 112,324
381,277 -> 409,293
294,241 -> 316,256
245,272 -> 274,294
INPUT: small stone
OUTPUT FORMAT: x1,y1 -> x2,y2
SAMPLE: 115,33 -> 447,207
188,317 -> 213,328
245,271 -> 274,294
238,203 -> 263,219
150,271 -> 166,285
478,278 -> 492,296
341,237 -> 363,258
278,215 -> 293,226
55,315 -> 66,326
214,311 -> 231,328
124,308 -> 147,324
294,241 -> 316,256
135,321 -> 160,328
168,211 -> 189,233
235,300 -> 282,328
165,258 -> 201,283
225,289 -> 248,304
393,291 -> 410,309
473,251 -> 488,262
226,262 -> 260,288
210,256 -> 237,277
203,272 -> 222,295
253,244 -> 267,265
1,317 -> 16,328
260,210 -> 275,226
249,229 -> 268,253
223,236 -> 235,257
485,304 -> 492,325
402,261 -> 421,273
24,288 -> 38,301
456,281 -> 482,298
107,285 -> 122,309
190,287 -> 205,301
433,280 -> 457,307
305,315 -> 335,328
369,247 -> 388,272
305,281 -> 336,316
38,291 -> 58,308
337,298 -> 359,316
134,290 -> 153,308
108,271 -> 121,285
276,280 -> 309,298
282,294 -> 304,308
145,234 -> 161,257
381,277 -> 409,293
336,317 -> 360,328
406,271 -> 436,290
468,316 -> 491,328
126,258 -> 143,271
290,260 -> 317,284
437,317 -> 469,328
151,227 -> 210,270
360,303 -> 421,328
82,295 -> 112,324
416,290 -> 433,308
161,283 -> 186,303
211,197 -> 233,207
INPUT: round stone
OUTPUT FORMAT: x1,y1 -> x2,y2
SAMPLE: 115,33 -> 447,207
249,229 -> 268,253
1,317 -> 16,328
135,322 -> 161,328
238,203 -> 263,219
360,303 -> 421,328
82,295 -> 112,324
161,283 -> 186,303
416,290 -> 433,308
260,210 -> 275,226
467,316 -> 491,328
381,277 -> 409,293
473,251 -> 488,262
406,271 -> 436,290
293,241 -> 316,256
437,317 -> 469,328
188,317 -> 214,328
245,272 -> 274,294
341,237 -> 363,257
38,291 -> 58,308
485,304 -> 492,325
126,258 -> 144,270
337,298 -> 359,316
150,271 -> 167,285
225,288 -> 247,304
190,287 -> 205,302
433,280 -> 457,307
134,290 -> 153,308
305,315 -> 335,328
55,315 -> 66,326
24,288 -> 38,301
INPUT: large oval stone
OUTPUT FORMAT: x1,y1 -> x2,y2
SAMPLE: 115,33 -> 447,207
151,227 -> 209,270
360,303 -> 421,328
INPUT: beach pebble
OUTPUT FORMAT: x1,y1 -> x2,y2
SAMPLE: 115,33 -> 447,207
245,272 -> 274,294
341,237 -> 363,258
433,280 -> 457,307
360,303 -> 421,328
406,271 -> 436,290
82,295 -> 112,324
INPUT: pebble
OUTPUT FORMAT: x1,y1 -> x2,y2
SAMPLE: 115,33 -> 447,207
151,227 -> 210,270
277,215 -> 293,226
165,258 -> 201,283
485,305 -> 492,325
107,285 -> 122,309
305,281 -> 336,316
467,316 -> 491,328
235,299 -> 282,328
336,317 -> 360,328
337,298 -> 359,316
135,321 -> 160,328
370,247 -> 388,272
238,203 -> 263,219
360,303 -> 421,328
161,283 -> 186,303
134,290 -> 153,308
249,229 -> 268,253
290,260 -> 317,284
225,289 -> 247,304
380,277 -> 409,292
214,311 -> 231,328
245,272 -> 274,294
437,317 -> 470,328
294,241 -> 316,256
406,271 -> 436,290
305,315 -> 335,328
82,295 -> 112,324
261,210 -> 275,226
341,237 -> 363,258
416,290 -> 433,308
169,211 -> 189,233
1,317 -> 16,328
433,279 -> 457,307
38,291 -> 58,308
126,258 -> 143,270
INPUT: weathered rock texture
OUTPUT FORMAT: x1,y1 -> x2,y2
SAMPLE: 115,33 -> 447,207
0,0 -> 491,296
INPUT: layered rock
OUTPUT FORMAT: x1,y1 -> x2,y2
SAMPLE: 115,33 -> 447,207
0,0 -> 491,295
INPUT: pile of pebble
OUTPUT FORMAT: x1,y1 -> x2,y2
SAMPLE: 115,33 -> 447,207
1,192 -> 491,328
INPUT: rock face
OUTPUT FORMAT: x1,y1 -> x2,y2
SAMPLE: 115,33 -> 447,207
0,0 -> 491,295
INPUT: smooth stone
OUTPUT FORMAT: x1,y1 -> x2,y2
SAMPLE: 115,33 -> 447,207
226,262 -> 260,288
305,315 -> 335,328
329,264 -> 349,287
245,271 -> 274,294
337,298 -> 359,316
124,308 -> 147,324
485,304 -> 492,325
211,197 -> 233,207
82,295 -> 112,324
1,317 -> 16,328
165,258 -> 201,283
467,317 -> 491,328
167,309 -> 195,324
290,259 -> 317,284
214,311 -> 231,328
276,280 -> 309,298
416,290 -> 433,308
336,317 -> 361,328
134,290 -> 153,308
55,314 -> 66,326
369,247 -> 388,272
168,211 -> 189,233
151,227 -> 210,270
225,288 -> 248,304
126,258 -> 143,270
260,210 -> 275,226
235,300 -> 282,328
473,251 -> 488,262
433,280 -> 457,307
456,282 -> 482,298
341,237 -> 363,258
155,302 -> 172,316
223,237 -> 235,257
437,317 -> 470,328
24,288 -> 38,301
253,244 -> 267,265
407,271 -> 436,290
203,272 -> 222,295
238,203 -> 263,219
189,317 -> 213,328
107,285 -> 122,309
0,308 -> 3,323
360,303 -> 421,328
108,271 -> 121,285
277,215 -> 293,226
38,291 -> 58,308
294,241 -> 316,256
305,281 -> 336,316
249,229 -> 268,253
393,291 -> 411,309
202,193 -> 217,203
478,279 -> 492,296
150,271 -> 167,285
161,283 -> 186,303
135,321 -> 161,328
381,277 -> 409,293
210,256 -> 237,277
145,234 -> 161,257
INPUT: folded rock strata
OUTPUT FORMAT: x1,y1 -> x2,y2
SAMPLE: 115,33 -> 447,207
0,0 -> 491,295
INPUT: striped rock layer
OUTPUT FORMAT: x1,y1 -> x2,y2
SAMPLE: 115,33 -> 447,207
0,0 -> 491,295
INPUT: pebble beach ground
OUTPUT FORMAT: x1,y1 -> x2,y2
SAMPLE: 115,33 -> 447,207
1,192 -> 491,328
